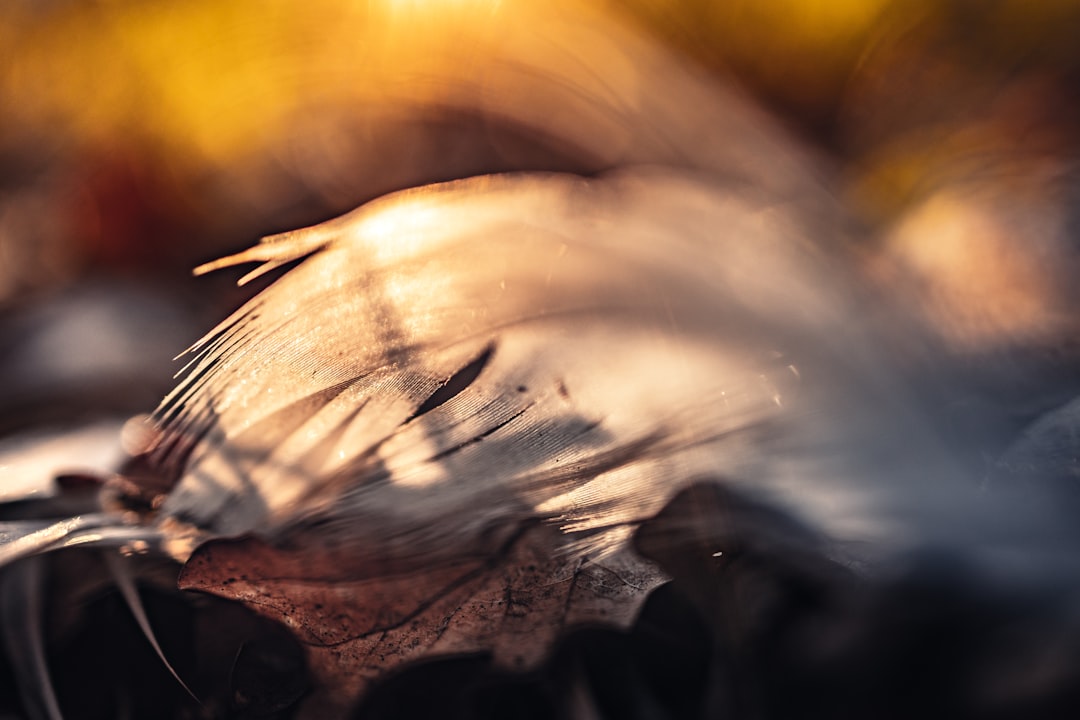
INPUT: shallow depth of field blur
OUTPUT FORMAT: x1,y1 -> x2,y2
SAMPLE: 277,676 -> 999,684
3,1 -> 1080,718
2,0 -> 1080,430
0,0 -> 1075,433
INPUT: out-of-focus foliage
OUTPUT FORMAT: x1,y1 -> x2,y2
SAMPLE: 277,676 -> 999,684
3,0 -> 1080,301
622,0 -> 1080,133
0,0 -> 1076,430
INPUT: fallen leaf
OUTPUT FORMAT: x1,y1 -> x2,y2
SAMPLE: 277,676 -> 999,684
179,524 -> 665,711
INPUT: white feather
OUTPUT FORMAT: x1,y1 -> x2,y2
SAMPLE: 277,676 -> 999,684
147,168 -> 960,570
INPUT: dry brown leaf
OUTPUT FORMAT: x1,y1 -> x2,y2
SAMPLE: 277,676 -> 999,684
178,524 -> 665,711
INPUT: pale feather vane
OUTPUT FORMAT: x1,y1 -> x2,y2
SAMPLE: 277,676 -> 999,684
0,167 -> 963,579
151,169 -> 872,566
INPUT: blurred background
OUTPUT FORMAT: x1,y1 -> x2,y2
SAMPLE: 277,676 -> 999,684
2,0 -> 1080,434
3,0 -> 1080,428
